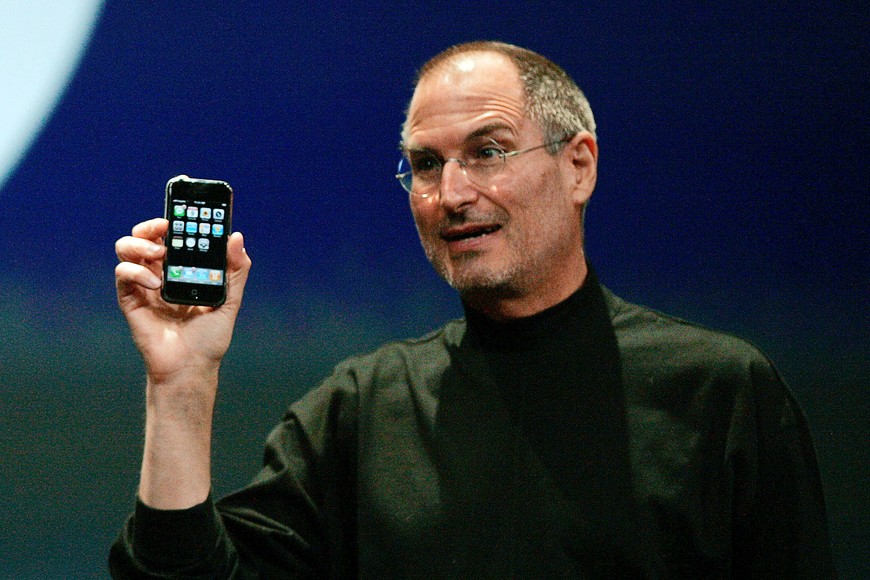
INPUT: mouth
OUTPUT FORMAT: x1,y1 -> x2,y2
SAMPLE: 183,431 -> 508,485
440,223 -> 502,243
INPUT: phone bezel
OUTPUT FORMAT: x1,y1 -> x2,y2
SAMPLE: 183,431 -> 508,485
161,176 -> 233,307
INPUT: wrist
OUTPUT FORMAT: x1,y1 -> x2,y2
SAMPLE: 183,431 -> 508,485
140,371 -> 217,509
144,355 -> 221,386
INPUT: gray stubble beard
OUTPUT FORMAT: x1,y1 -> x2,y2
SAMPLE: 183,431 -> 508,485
422,241 -> 527,305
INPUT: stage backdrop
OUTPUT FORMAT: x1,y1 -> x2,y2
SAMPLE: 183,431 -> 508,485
0,2 -> 865,576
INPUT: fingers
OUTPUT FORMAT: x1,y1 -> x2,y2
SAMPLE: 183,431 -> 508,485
116,219 -> 168,296
115,261 -> 162,292
131,217 -> 169,242
116,217 -> 167,269
115,221 -> 252,313
116,235 -> 166,263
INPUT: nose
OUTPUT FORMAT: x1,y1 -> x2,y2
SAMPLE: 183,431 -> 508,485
438,158 -> 479,210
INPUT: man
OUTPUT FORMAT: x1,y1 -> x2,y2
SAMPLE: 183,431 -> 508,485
110,42 -> 834,577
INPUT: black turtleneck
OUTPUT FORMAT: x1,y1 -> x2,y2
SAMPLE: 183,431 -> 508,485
448,268 -> 648,576
112,266 -> 836,578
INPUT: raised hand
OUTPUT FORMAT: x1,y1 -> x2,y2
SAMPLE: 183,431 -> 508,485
115,217 -> 251,381
114,217 -> 252,508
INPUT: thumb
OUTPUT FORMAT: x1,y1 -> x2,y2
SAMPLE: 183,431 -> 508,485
224,232 -> 252,309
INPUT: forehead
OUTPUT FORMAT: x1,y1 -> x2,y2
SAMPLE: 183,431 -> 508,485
404,52 -> 533,148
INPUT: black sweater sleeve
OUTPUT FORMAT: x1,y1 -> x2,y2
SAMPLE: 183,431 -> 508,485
109,495 -> 237,578
109,367 -> 358,579
729,359 -> 836,578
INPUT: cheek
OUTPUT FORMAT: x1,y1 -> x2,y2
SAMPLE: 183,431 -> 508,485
511,186 -> 573,241
410,203 -> 439,237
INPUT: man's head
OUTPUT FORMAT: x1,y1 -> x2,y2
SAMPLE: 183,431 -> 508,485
404,41 -> 596,148
402,42 -> 598,319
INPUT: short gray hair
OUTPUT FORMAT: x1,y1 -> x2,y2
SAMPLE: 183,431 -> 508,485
409,41 -> 597,149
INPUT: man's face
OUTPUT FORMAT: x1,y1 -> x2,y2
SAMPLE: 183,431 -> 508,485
404,52 -> 590,316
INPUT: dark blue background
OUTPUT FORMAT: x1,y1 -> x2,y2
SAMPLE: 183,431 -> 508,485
0,2 -> 866,576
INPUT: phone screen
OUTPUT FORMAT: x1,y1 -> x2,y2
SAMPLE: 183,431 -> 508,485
161,176 -> 233,306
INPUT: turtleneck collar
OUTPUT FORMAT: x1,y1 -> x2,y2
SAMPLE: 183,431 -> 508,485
463,266 -> 603,351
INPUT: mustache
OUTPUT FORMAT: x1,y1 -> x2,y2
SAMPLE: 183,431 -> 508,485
437,209 -> 507,230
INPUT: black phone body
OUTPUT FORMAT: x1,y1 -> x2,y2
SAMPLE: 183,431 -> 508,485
161,175 -> 233,307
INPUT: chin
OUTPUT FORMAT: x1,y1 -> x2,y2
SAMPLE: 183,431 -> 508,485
426,245 -> 521,293
442,265 -> 521,298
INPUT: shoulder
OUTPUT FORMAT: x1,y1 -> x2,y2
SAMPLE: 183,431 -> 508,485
282,319 -> 464,446
602,286 -> 775,379
600,286 -> 796,432
292,319 -> 465,414
334,318 -> 465,384
601,286 -> 810,444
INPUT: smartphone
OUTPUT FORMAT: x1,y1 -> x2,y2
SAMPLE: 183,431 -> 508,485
161,175 -> 233,307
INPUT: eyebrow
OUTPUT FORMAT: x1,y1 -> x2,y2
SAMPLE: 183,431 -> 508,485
400,122 -> 515,154
466,122 -> 513,141
400,143 -> 431,155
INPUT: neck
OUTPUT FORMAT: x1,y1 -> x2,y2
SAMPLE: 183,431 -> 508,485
461,258 -> 588,321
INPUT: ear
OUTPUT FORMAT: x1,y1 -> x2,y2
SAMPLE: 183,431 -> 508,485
563,131 -> 598,207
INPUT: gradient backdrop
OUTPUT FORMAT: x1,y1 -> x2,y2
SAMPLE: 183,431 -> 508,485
0,2 -> 866,577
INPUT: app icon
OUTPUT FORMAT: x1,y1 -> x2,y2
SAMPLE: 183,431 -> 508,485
168,266 -> 182,279
173,205 -> 186,217
196,268 -> 209,281
186,221 -> 197,234
173,220 -> 184,233
183,267 -> 196,279
187,207 -> 199,219
185,237 -> 196,248
213,208 -> 224,221
171,237 -> 184,248
199,222 -> 211,235
198,238 -> 210,251
212,224 -> 224,236
200,208 -> 212,220
209,270 -> 223,282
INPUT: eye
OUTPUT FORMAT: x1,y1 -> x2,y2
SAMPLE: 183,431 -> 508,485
470,141 -> 506,164
409,153 -> 441,175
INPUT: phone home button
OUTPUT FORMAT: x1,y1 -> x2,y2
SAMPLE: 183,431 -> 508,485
191,289 -> 199,298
